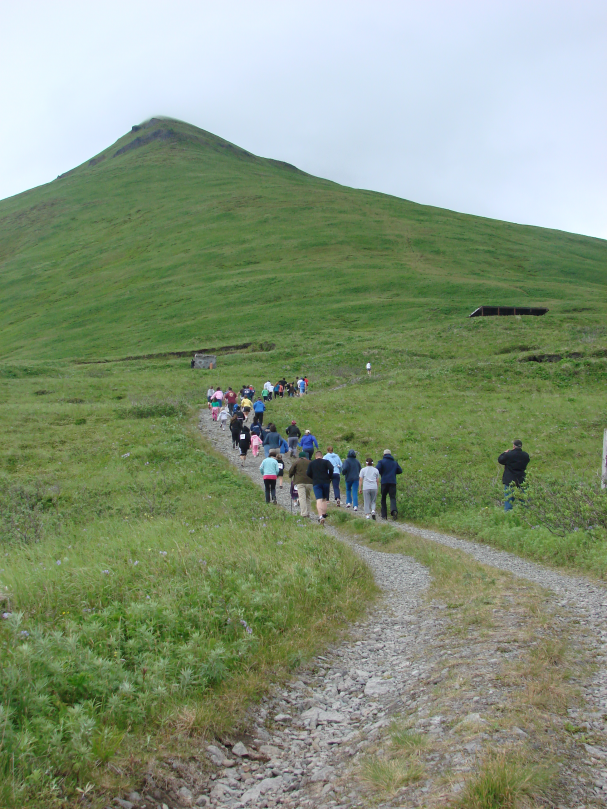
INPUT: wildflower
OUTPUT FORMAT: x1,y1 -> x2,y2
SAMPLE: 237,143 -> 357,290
146,596 -> 151,599
122,452 -> 131,458
20,630 -> 29,638
133,560 -> 139,566
1,613 -> 10,619
240,619 -> 253,635
102,570 -> 110,575
159,551 -> 167,556
277,541 -> 284,546
56,560 -> 61,565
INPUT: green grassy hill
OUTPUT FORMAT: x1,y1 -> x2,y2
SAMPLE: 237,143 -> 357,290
1,116 -> 605,361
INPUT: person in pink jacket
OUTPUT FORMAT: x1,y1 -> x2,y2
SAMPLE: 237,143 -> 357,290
250,432 -> 263,458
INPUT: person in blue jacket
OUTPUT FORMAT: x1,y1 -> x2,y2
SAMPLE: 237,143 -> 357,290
341,449 -> 362,511
375,450 -> 403,520
299,430 -> 319,460
253,397 -> 266,425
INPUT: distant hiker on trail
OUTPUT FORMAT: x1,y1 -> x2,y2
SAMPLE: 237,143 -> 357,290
299,430 -> 319,460
366,362 -> 371,375
306,451 -> 334,524
218,405 -> 230,430
259,453 -> 280,504
262,386 -> 269,403
359,458 -> 380,520
324,446 -> 343,506
238,423 -> 251,466
207,386 -> 215,406
241,395 -> 253,418
286,421 -> 302,457
498,440 -> 530,512
342,449 -> 361,511
275,451 -> 285,489
289,451 -> 314,518
225,387 -> 238,413
304,376 -> 309,392
230,414 -> 240,449
253,397 -> 265,425
264,381 -> 273,401
250,418 -> 262,437
211,388 -> 223,421
263,424 -> 283,458
376,449 -> 403,520
298,377 -> 306,396
250,431 -> 263,458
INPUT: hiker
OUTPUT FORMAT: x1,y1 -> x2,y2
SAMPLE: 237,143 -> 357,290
225,386 -> 238,413
218,405 -> 230,430
250,430 -> 263,458
299,430 -> 319,460
376,449 -> 403,520
341,449 -> 362,511
259,452 -> 280,504
253,397 -> 265,425
285,421 -> 302,457
323,446 -> 343,506
498,440 -> 530,512
191,358 -> 195,369
211,387 -> 223,421
238,423 -> 251,466
230,413 -> 241,449
263,424 -> 283,458
304,376 -> 309,392
207,386 -> 215,404
366,361 -> 371,375
359,458 -> 380,519
264,380 -> 273,401
298,377 -> 305,396
241,394 -> 253,418
262,386 -> 269,404
250,417 -> 262,437
275,451 -> 285,489
288,451 -> 314,518
306,451 -> 334,524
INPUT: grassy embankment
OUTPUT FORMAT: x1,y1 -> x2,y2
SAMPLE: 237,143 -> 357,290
0,360 -> 373,807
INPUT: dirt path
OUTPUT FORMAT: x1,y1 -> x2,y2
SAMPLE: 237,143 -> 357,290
119,414 -> 607,809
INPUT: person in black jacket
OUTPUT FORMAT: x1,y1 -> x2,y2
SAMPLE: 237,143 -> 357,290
376,450 -> 403,520
498,440 -> 530,511
285,421 -> 302,457
238,423 -> 251,466
306,451 -> 334,524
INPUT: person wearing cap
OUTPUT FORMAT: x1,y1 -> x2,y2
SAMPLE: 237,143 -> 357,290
299,430 -> 319,460
376,450 -> 403,520
285,420 -> 302,457
498,440 -> 530,512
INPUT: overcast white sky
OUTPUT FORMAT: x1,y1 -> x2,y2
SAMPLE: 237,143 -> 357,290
1,1 -> 605,238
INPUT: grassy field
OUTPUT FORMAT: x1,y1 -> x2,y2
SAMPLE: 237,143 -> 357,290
0,360 -> 373,807
1,117 -> 607,805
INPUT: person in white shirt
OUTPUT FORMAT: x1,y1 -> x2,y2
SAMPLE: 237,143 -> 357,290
366,362 -> 371,375
264,380 -> 273,401
359,458 -> 379,519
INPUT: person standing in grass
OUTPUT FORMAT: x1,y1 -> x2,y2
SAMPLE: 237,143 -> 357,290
253,396 -> 265,425
341,449 -> 361,511
498,439 -> 530,512
259,452 -> 280,504
298,377 -> 306,396
238,422 -> 251,466
288,451 -> 314,518
299,429 -> 319,460
376,449 -> 403,520
359,458 -> 380,520
285,420 -> 302,457
306,450 -> 334,525
366,361 -> 371,375
323,446 -> 343,506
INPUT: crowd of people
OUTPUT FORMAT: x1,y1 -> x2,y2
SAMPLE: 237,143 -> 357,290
204,379 -> 406,524
205,378 -> 531,521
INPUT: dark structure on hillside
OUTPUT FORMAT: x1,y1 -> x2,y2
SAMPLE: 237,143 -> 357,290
193,354 -> 217,369
469,306 -> 548,318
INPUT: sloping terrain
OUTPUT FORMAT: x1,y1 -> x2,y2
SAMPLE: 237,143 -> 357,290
0,116 -> 605,360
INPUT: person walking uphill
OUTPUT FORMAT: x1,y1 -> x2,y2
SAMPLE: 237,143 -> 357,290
359,458 -> 380,519
376,449 -> 403,520
259,454 -> 280,504
299,430 -> 319,460
324,446 -> 343,506
306,451 -> 334,525
341,449 -> 362,511
237,422 -> 251,466
288,452 -> 314,518
285,421 -> 302,457
253,397 -> 265,425
263,424 -> 283,458
498,439 -> 530,512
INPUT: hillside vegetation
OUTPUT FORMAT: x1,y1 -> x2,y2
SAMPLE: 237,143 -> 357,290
1,117 -> 607,806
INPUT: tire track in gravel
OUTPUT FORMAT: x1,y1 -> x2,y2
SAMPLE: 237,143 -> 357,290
191,412 -> 607,808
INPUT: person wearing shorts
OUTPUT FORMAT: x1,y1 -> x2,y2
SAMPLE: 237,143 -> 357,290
306,451 -> 334,524
359,458 -> 379,519
238,423 -> 251,466
259,454 -> 279,504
